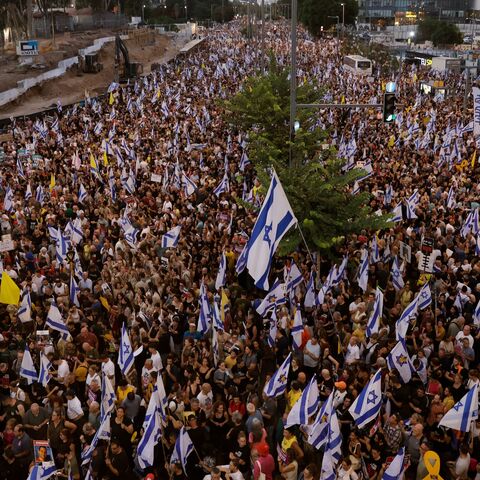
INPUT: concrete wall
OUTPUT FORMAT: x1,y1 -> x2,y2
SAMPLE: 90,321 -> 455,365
0,35 -> 128,108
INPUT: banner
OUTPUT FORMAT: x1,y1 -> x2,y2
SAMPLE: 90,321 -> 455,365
473,87 -> 480,137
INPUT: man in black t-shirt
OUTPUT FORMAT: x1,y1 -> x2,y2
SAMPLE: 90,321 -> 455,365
105,440 -> 136,480
363,446 -> 385,480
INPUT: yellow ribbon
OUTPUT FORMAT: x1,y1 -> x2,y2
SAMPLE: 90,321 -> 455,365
423,451 -> 443,480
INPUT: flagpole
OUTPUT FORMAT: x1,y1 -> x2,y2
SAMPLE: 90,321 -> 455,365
296,223 -> 314,264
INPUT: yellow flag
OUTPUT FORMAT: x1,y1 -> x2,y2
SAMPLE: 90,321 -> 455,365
49,173 -> 55,191
220,289 -> 229,322
90,153 -> 97,170
103,151 -> 109,167
472,150 -> 476,169
0,272 -> 20,305
156,89 -> 161,99
388,135 -> 395,147
109,92 -> 114,105
341,95 -> 345,104
100,296 -> 111,311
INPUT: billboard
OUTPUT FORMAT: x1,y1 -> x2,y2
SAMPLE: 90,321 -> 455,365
16,40 -> 39,56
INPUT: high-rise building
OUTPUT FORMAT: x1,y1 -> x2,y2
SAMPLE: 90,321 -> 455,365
358,0 -> 474,25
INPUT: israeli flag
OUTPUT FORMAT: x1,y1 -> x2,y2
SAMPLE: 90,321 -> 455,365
319,449 -> 337,480
357,249 -> 369,292
82,413 -> 111,465
25,183 -> 32,201
46,303 -> 70,339
119,323 -> 134,376
69,275 -> 80,307
78,184 -> 88,203
239,151 -> 251,171
267,311 -> 278,348
181,172 -> 197,197
475,236 -> 480,257
170,427 -> 195,471
161,225 -> 181,249
3,186 -> 13,212
333,256 -> 348,286
366,287 -> 383,338
384,184 -> 393,205
235,243 -> 248,275
242,171 -> 297,290
70,219 -> 83,246
391,203 -> 403,223
438,383 -> 478,432
263,352 -> 292,398
292,308 -> 304,351
382,447 -> 405,480
215,253 -> 227,291
18,288 -> 32,323
387,340 -> 415,383
256,279 -> 287,317
307,392 -> 333,449
212,300 -> 224,331
197,283 -> 211,335
17,158 -> 25,179
395,295 -> 419,341
417,282 -> 432,310
212,326 -> 220,366
349,369 -> 383,428
391,256 -> 404,291
473,299 -> 480,326
371,236 -> 380,264
20,346 -> 37,385
284,259 -> 303,293
317,267 -> 335,305
304,272 -> 316,308
137,394 -> 162,469
324,409 -> 342,461
213,172 -> 230,197
38,351 -> 52,387
446,186 -> 456,209
100,375 -> 116,421
286,374 -> 320,427
27,463 -> 57,480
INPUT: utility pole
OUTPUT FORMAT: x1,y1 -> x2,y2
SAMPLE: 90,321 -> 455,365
222,0 -> 225,23
27,0 -> 33,38
289,0 -> 297,168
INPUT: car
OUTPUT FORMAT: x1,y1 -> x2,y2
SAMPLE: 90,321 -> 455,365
463,35 -> 473,44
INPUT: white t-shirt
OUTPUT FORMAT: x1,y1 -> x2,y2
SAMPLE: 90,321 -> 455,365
67,396 -> 84,420
303,340 -> 321,368
150,351 -> 163,371
345,344 -> 360,364
197,390 -> 213,410
455,331 -> 474,349
102,359 -> 115,386
58,360 -> 70,383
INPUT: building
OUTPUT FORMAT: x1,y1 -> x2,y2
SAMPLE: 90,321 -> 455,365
358,0 -> 475,26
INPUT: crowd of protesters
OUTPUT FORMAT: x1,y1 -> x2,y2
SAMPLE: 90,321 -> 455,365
0,16 -> 478,480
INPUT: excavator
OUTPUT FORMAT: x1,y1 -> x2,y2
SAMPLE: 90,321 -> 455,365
115,35 -> 143,82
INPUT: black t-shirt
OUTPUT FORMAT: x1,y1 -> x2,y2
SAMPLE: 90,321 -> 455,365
364,454 -> 384,479
110,449 -> 135,479
232,443 -> 250,473
110,417 -> 133,451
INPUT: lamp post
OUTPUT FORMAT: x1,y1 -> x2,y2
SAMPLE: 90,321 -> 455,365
341,2 -> 345,29
66,246 -> 75,274
142,4 -> 145,22
328,15 -> 340,54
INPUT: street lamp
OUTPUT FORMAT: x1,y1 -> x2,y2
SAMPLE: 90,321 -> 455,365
340,3 -> 345,29
142,4 -> 145,22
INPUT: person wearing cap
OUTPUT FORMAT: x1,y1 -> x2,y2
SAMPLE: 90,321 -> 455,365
333,380 -> 347,408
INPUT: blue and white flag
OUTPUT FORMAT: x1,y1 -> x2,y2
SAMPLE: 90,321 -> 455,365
3,186 -> 13,212
181,172 -> 197,197
284,260 -> 303,293
382,447 -> 405,480
242,171 -> 297,290
18,288 -> 32,323
212,326 -> 220,366
25,183 -> 32,201
27,463 -> 57,480
304,272 -> 316,308
256,279 -> 286,317
215,253 -> 227,291
239,151 -> 250,171
333,256 -> 348,286
213,172 -> 230,197
137,393 -> 162,469
170,427 -> 195,471
161,225 -> 181,248
212,300 -> 224,331
82,413 -> 111,465
387,340 -> 415,383
20,346 -> 37,385
100,375 -> 116,421
438,383 -> 478,432
391,256 -> 404,291
78,183 -> 88,203
319,449 -> 337,480
38,351 -> 52,387
371,236 -> 380,264
395,296 -> 418,341
119,323 -> 134,376
357,249 -> 369,292
70,219 -> 83,246
267,311 -> 278,348
263,352 -> 292,398
69,275 -> 80,307
324,409 -> 342,461
286,374 -> 320,427
391,203 -> 403,223
417,282 -> 432,310
384,184 -> 393,205
46,303 -> 70,339
291,308 -> 304,351
366,287 -> 383,338
473,298 -> 480,326
308,393 -> 333,449
349,369 -> 383,428
197,283 -> 211,335
446,186 -> 456,209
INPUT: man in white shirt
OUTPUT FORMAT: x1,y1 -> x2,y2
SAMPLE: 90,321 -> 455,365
455,325 -> 475,349
55,358 -> 70,385
218,460 -> 245,480
197,383 -> 213,410
101,355 -> 116,388
66,390 -> 84,423
148,344 -> 163,371
303,337 -> 321,376
344,337 -> 361,365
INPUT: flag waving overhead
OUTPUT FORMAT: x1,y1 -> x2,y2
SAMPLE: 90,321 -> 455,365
0,271 -> 20,305
357,249 -> 369,292
46,303 -> 70,339
438,383 -> 478,432
215,252 -> 227,291
391,256 -> 404,291
170,427 -> 195,471
119,323 -> 134,376
256,279 -> 287,317
263,353 -> 292,398
286,374 -> 320,427
161,225 -> 181,248
387,340 -> 414,383
20,346 -> 37,385
382,447 -> 405,480
38,351 -> 52,387
242,170 -> 297,290
27,463 -> 57,480
366,287 -> 383,337
349,369 -> 383,428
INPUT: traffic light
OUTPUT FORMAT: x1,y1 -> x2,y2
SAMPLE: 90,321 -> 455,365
383,93 -> 397,123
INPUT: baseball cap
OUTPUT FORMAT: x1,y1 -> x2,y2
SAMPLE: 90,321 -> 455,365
334,381 -> 347,390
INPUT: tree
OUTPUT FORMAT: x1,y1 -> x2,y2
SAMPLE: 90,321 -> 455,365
223,58 -> 391,254
417,18 -> 462,46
